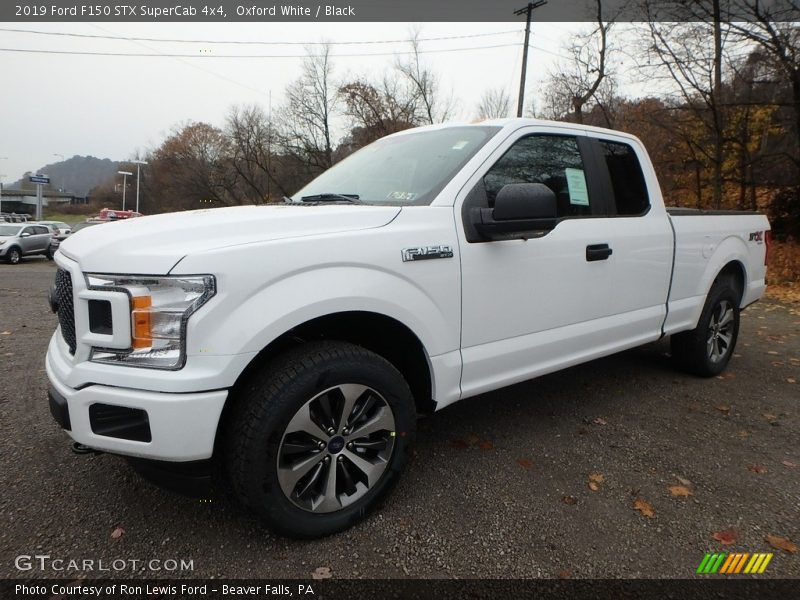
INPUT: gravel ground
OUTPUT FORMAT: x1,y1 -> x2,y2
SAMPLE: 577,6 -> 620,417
1,259 -> 798,579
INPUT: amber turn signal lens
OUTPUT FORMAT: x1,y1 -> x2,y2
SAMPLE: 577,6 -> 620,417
131,296 -> 152,349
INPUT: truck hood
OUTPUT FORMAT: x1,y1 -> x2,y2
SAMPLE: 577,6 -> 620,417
59,204 -> 401,274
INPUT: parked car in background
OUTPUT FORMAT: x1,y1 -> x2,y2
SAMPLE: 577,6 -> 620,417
69,221 -> 104,234
38,221 -> 72,236
0,223 -> 53,264
0,213 -> 31,223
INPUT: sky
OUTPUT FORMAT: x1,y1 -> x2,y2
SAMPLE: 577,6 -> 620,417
0,21 -> 650,185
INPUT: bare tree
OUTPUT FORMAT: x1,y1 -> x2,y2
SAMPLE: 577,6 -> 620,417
476,88 -> 511,119
227,104 -> 290,202
542,0 -> 613,124
281,44 -> 338,173
396,29 -> 455,124
640,0 -> 730,209
728,1 -> 800,171
339,77 -> 421,147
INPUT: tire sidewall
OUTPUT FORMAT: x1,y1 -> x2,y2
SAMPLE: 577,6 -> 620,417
233,348 -> 415,537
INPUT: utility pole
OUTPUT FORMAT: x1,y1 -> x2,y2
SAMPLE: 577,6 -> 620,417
132,160 -> 148,214
118,170 -> 132,211
0,157 -> 6,215
514,0 -> 547,117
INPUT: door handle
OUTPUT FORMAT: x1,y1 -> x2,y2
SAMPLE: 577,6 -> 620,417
586,243 -> 613,262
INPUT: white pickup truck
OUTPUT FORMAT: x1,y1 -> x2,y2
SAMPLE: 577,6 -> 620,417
46,119 -> 770,537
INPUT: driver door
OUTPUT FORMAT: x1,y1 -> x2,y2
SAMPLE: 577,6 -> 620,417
457,128 -> 616,399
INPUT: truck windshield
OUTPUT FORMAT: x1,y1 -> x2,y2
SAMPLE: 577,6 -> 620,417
293,126 -> 500,206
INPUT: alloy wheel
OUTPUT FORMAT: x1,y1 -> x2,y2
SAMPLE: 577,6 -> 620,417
276,384 -> 396,513
707,299 -> 735,363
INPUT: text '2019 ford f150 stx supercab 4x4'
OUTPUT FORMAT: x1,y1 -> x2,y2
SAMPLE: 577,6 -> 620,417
46,119 -> 770,537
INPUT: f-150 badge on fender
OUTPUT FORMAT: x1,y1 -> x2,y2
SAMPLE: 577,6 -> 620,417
402,245 -> 454,262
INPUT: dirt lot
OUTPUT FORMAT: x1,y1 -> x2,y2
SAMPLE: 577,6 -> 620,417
1,258 -> 798,579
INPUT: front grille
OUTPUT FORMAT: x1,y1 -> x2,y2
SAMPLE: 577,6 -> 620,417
54,269 -> 77,354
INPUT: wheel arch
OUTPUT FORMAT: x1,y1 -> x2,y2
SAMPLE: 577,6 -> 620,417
699,236 -> 750,307
214,310 -> 435,455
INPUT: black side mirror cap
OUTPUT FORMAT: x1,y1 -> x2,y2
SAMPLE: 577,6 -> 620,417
470,183 -> 558,241
494,183 -> 557,221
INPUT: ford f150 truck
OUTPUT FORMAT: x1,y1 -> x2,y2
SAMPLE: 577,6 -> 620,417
46,119 -> 770,537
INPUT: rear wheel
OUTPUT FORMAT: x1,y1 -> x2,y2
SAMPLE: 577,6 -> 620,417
671,276 -> 740,377
225,341 -> 415,538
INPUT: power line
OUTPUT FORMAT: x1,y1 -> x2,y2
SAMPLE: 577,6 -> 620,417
0,42 -> 521,59
0,27 -> 520,46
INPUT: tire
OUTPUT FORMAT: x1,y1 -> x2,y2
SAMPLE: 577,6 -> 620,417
46,247 -> 54,260
225,341 -> 416,538
6,247 -> 21,265
671,275 -> 741,377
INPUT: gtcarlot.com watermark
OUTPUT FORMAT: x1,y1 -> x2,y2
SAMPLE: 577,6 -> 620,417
15,554 -> 194,573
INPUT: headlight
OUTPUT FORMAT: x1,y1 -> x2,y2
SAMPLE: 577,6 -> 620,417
85,274 -> 216,369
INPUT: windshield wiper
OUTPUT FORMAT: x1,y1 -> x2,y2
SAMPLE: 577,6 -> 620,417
299,193 -> 362,204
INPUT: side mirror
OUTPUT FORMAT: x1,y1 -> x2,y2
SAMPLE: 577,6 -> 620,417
20,232 -> 31,238
494,183 -> 557,221
471,183 -> 558,240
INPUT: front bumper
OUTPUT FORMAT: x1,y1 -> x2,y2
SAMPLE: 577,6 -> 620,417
46,349 -> 228,461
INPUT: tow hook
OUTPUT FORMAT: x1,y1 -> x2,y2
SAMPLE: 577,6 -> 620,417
71,442 -> 103,455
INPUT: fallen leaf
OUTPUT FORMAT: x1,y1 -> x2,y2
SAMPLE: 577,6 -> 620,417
633,498 -> 655,518
712,528 -> 739,545
558,569 -> 571,579
448,439 -> 469,449
715,404 -> 731,413
788,378 -> 796,384
110,527 -> 125,539
516,458 -> 534,470
674,475 -> 692,486
738,430 -> 750,438
561,495 -> 578,505
782,460 -> 797,468
766,534 -> 797,554
747,464 -> 768,474
312,566 -> 332,580
763,413 -> 778,421
0,331 -> 11,335
478,440 -> 494,450
668,485 -> 693,497
592,417 -> 607,426
587,473 -> 604,491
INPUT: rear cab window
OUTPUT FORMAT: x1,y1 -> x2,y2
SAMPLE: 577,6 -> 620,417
597,139 -> 650,216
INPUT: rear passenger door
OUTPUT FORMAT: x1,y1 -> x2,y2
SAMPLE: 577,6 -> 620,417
583,135 -> 673,339
32,225 -> 51,252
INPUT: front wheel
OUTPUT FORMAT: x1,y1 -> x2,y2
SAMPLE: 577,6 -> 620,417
6,247 -> 21,265
225,341 -> 415,538
671,276 -> 740,377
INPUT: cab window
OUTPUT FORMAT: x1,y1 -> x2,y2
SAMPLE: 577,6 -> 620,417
483,135 -> 592,218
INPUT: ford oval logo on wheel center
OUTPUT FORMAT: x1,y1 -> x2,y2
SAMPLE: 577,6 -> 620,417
327,436 -> 345,454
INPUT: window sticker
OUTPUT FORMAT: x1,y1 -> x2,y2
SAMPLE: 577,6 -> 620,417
565,168 -> 589,206
451,140 -> 469,150
386,191 -> 418,201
